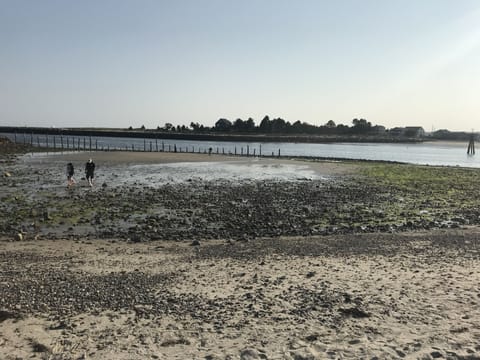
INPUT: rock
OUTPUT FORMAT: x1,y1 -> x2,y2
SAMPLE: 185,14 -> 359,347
430,351 -> 443,358
339,307 -> 370,318
305,271 -> 316,278
0,310 -> 21,322
43,210 -> 52,221
191,240 -> 201,246
290,350 -> 315,360
305,334 -> 319,342
31,341 -> 50,353
240,348 -> 260,360
3,171 -> 11,177
15,233 -> 23,241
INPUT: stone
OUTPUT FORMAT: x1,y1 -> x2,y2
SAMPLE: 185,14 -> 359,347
240,349 -> 260,360
339,307 -> 370,318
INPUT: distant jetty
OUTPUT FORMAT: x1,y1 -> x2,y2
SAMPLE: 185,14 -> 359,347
0,126 -> 424,144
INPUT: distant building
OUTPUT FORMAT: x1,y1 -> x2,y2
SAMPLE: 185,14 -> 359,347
389,127 -> 404,137
388,126 -> 425,138
404,127 -> 425,138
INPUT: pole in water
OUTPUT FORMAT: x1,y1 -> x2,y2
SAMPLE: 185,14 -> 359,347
467,134 -> 475,155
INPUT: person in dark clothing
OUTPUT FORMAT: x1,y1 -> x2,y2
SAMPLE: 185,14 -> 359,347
85,158 -> 95,187
66,162 -> 76,187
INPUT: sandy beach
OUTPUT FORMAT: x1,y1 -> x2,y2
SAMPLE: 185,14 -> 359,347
1,149 -> 480,359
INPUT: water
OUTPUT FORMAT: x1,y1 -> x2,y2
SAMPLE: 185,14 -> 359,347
2,132 -> 477,168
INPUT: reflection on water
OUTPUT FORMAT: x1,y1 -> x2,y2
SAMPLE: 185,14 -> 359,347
113,161 -> 325,186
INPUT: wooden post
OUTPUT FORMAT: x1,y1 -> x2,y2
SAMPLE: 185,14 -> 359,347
278,149 -> 281,157
89,137 -> 92,151
259,144 -> 262,156
467,135 -> 475,155
247,145 -> 249,157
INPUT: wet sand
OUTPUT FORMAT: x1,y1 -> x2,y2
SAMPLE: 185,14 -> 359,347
1,150 -> 480,359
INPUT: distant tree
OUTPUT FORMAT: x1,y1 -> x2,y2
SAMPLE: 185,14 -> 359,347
215,118 -> 233,132
140,125 -> 146,130
190,122 -> 201,131
351,118 -> 371,134
291,120 -> 302,132
232,118 -> 245,132
245,117 -> 255,132
164,123 -> 174,131
325,120 -> 336,128
128,126 -> 133,130
259,115 -> 272,132
271,118 -> 287,133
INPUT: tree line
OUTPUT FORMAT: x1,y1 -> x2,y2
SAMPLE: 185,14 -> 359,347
133,116 -> 383,136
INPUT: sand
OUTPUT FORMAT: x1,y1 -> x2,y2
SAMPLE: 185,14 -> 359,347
1,232 -> 480,359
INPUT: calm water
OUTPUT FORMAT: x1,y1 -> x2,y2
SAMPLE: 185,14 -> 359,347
2,132 -> 477,168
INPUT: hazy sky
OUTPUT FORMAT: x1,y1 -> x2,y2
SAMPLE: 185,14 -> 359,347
1,0 -> 480,131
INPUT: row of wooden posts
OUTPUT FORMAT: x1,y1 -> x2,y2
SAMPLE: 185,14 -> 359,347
15,133 -> 282,157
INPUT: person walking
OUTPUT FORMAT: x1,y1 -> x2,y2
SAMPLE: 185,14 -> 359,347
66,162 -> 76,187
85,158 -> 95,187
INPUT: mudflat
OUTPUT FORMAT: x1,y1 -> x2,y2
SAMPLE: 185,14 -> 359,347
1,148 -> 480,359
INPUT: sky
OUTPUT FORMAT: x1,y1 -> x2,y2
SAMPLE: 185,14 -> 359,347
1,0 -> 480,132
